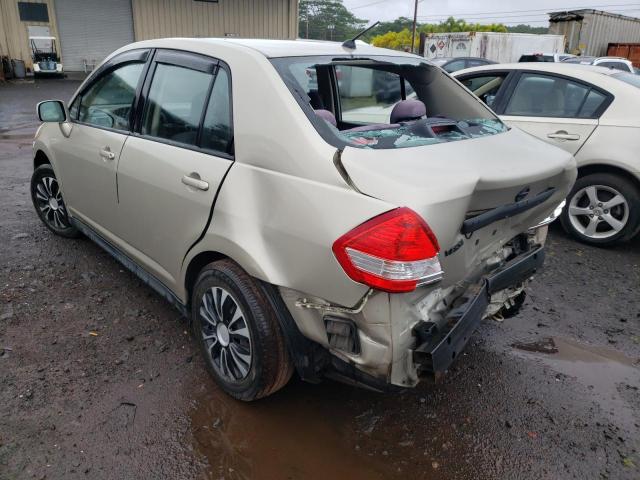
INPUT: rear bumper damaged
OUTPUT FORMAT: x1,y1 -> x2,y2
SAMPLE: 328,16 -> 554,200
277,239 -> 546,392
413,246 -> 545,376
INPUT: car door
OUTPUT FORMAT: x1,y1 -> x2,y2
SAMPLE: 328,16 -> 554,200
115,50 -> 234,288
497,72 -> 610,155
54,50 -> 149,232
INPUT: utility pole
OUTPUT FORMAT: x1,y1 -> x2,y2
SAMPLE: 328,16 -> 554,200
411,0 -> 419,53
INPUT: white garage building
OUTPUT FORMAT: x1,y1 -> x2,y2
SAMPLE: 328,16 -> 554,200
0,0 -> 299,73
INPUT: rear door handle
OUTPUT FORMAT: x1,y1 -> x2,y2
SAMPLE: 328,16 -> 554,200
181,173 -> 209,191
99,147 -> 116,160
547,131 -> 580,141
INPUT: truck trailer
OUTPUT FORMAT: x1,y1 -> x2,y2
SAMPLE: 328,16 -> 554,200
549,9 -> 640,57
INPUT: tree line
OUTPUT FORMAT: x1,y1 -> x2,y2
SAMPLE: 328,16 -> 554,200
298,0 -> 549,50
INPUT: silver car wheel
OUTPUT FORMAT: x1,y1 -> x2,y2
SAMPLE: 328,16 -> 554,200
199,287 -> 253,381
568,184 -> 629,239
34,176 -> 70,230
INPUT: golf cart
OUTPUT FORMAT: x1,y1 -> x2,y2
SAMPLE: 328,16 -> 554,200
30,36 -> 63,76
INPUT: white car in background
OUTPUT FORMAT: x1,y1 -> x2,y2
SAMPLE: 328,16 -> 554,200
562,56 -> 636,73
454,63 -> 640,246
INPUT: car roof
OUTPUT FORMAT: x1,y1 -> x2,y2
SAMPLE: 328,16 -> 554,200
434,56 -> 490,61
595,56 -> 631,61
126,37 -> 419,59
454,62 -> 623,79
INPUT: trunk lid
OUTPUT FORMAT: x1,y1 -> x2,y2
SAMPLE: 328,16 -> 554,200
340,128 -> 576,286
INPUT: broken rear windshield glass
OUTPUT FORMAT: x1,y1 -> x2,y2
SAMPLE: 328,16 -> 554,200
270,55 -> 507,150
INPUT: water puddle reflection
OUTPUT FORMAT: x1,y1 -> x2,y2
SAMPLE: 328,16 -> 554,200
513,337 -> 640,432
190,379 -> 396,480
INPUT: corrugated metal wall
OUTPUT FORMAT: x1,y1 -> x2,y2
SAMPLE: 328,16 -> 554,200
580,11 -> 640,56
0,0 -> 59,70
55,0 -> 134,71
0,0 -> 298,73
131,0 -> 298,41
550,10 -> 640,56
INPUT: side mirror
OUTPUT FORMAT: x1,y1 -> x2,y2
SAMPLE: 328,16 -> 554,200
37,100 -> 67,123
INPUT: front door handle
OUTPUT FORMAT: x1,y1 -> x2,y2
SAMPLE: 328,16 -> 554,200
182,173 -> 209,191
99,147 -> 116,160
547,131 -> 580,141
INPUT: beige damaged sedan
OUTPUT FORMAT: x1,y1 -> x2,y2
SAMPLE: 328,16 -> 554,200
32,39 -> 575,400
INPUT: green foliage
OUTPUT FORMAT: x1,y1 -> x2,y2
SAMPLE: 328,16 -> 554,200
299,0 -> 368,41
506,24 -> 549,34
419,17 -> 508,34
371,18 -> 508,50
360,16 -> 413,42
371,29 -> 414,50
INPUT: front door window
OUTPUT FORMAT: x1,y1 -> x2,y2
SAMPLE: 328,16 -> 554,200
78,62 -> 144,130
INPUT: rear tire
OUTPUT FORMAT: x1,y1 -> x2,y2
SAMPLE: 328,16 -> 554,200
30,164 -> 80,238
191,260 -> 294,401
560,172 -> 640,247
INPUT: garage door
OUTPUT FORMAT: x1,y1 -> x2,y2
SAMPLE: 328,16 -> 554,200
55,0 -> 134,72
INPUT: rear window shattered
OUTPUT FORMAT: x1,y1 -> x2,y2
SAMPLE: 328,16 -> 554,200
271,55 -> 508,150
338,118 -> 507,149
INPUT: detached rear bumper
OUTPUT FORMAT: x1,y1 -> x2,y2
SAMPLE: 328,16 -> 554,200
413,246 -> 545,375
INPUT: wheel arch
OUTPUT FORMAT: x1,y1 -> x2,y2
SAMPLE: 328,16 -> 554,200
34,149 -> 51,169
577,163 -> 640,192
183,250 -> 229,309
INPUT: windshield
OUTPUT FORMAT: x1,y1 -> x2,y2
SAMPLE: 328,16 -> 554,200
270,55 -> 506,150
612,71 -> 640,88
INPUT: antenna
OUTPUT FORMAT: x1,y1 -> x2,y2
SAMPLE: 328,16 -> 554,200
342,21 -> 380,50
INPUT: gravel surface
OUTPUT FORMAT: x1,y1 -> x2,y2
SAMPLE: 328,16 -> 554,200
1,79 -> 638,480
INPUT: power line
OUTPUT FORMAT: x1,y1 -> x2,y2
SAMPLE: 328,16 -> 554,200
415,2 -> 640,18
350,0 -> 388,9
417,7 -> 640,21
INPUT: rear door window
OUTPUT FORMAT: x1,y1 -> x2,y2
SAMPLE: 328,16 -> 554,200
201,68 -> 233,155
78,62 -> 144,130
141,63 -> 213,146
504,73 -> 606,118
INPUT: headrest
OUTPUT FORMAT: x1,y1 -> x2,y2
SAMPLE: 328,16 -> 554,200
390,99 -> 426,124
314,109 -> 337,127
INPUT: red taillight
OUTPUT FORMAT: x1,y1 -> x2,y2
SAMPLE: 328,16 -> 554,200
332,207 -> 443,293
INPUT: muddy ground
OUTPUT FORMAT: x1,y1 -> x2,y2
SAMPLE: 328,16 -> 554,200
1,79 -> 639,480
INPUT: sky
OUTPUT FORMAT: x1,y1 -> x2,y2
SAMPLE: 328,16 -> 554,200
341,0 -> 640,26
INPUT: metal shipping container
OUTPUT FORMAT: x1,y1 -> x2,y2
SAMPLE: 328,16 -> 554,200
549,9 -> 640,57
607,43 -> 640,67
422,31 -> 565,63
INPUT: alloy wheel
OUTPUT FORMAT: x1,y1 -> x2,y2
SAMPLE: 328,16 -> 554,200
34,176 -> 71,230
199,287 -> 253,381
568,185 -> 629,240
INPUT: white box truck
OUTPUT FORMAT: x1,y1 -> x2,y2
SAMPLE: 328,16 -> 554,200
423,32 -> 566,63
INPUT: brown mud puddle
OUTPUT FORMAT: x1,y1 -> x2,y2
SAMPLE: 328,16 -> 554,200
513,337 -> 640,433
189,380 -> 405,480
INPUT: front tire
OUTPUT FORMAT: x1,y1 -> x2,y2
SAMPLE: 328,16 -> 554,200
30,164 -> 80,238
560,172 -> 640,246
191,260 -> 294,401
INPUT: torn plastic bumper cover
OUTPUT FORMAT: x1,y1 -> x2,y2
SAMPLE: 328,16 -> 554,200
413,245 -> 545,375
